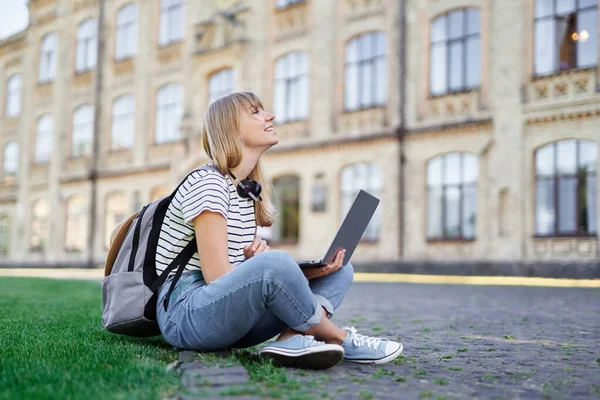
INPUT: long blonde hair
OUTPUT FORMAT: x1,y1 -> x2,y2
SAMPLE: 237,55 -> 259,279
201,92 -> 276,227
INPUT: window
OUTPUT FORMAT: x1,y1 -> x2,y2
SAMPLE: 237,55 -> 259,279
341,163 -> 383,240
272,176 -> 300,242
31,199 -> 49,251
430,8 -> 481,95
6,75 -> 22,117
39,33 -> 57,83
111,95 -> 135,150
0,215 -> 10,256
159,0 -> 185,46
274,52 -> 309,123
345,32 -> 388,111
535,0 -> 598,75
3,142 -> 19,183
150,185 -> 168,201
76,18 -> 98,73
276,0 -> 305,9
65,195 -> 87,252
209,69 -> 235,103
155,83 -> 183,144
535,140 -> 597,236
72,105 -> 94,158
35,115 -> 54,164
427,153 -> 478,240
116,3 -> 138,60
105,192 -> 127,248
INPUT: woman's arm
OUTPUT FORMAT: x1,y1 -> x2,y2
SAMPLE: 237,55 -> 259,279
192,211 -> 234,284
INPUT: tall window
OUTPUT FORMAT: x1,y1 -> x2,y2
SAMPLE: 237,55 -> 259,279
535,140 -> 597,236
341,163 -> 383,240
39,33 -> 57,83
159,0 -> 185,46
76,18 -> 98,73
274,52 -> 309,123
111,95 -> 135,150
427,153 -> 478,240
272,176 -> 300,242
6,75 -> 22,117
31,199 -> 50,251
535,0 -> 598,75
150,185 -> 168,201
65,195 -> 88,252
105,192 -> 127,248
115,3 -> 138,60
430,8 -> 481,95
3,142 -> 19,183
155,83 -> 183,144
345,32 -> 387,111
0,215 -> 10,256
35,114 -> 54,164
276,0 -> 305,9
72,105 -> 94,158
209,69 -> 235,103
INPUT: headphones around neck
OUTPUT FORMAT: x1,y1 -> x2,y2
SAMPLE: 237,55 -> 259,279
229,171 -> 263,202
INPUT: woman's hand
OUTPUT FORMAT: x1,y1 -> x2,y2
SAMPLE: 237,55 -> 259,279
243,237 -> 270,259
302,249 -> 346,280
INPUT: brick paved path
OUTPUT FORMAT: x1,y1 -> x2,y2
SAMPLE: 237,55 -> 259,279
179,282 -> 600,399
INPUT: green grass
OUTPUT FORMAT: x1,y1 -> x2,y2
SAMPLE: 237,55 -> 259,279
433,378 -> 449,386
457,348 -> 469,353
0,277 -> 180,400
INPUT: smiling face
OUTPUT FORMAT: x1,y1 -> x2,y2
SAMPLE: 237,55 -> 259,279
239,103 -> 278,152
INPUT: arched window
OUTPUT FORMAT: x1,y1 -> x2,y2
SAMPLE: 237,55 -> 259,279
111,95 -> 135,150
345,32 -> 387,111
36,114 -> 54,163
3,142 -> 19,183
535,140 -> 597,236
76,18 -> 98,72
159,0 -> 185,46
534,0 -> 597,75
155,83 -> 183,144
274,52 -> 309,122
72,105 -> 94,157
427,153 -> 478,240
209,69 -> 235,103
341,163 -> 383,240
6,75 -> 22,117
272,176 -> 300,242
115,3 -> 138,60
430,8 -> 481,95
105,192 -> 128,248
65,195 -> 88,252
31,199 -> 50,251
39,33 -> 57,83
0,214 -> 10,256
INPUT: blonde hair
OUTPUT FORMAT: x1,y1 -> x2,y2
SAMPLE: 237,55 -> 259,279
201,92 -> 276,227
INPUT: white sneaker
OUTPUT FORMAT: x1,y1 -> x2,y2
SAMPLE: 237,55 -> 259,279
259,334 -> 345,370
341,326 -> 403,364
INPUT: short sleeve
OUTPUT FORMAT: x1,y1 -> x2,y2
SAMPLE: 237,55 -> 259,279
179,171 -> 230,225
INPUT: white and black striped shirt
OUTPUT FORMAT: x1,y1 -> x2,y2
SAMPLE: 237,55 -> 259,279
156,164 -> 256,276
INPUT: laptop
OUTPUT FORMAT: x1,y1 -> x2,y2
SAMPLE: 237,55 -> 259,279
296,190 -> 380,268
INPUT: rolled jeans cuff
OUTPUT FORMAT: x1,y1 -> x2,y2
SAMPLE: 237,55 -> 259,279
314,294 -> 334,319
290,296 -> 323,332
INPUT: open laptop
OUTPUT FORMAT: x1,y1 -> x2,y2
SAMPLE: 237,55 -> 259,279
297,190 -> 380,268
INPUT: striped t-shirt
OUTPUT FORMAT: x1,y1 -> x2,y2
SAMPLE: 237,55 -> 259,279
155,163 -> 256,276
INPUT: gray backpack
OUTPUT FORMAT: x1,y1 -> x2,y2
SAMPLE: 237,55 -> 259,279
101,165 -> 215,337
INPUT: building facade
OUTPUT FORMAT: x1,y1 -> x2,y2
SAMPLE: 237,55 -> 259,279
0,0 -> 597,269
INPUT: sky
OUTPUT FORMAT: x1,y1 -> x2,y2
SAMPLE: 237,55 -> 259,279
0,0 -> 29,40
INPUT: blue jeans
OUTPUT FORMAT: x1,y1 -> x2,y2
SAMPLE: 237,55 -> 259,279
156,250 -> 354,351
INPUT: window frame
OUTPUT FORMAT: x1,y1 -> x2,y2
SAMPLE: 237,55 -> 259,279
71,105 -> 94,158
429,8 -> 482,97
30,199 -> 50,252
208,68 -> 235,103
275,0 -> 305,10
65,195 -> 87,252
115,3 -> 138,61
273,52 -> 309,123
271,175 -> 301,243
75,18 -> 98,73
155,83 -> 183,145
111,95 -> 135,151
35,114 -> 54,164
39,33 -> 57,83
0,214 -> 10,256
533,0 -> 598,76
2,141 -> 19,182
534,139 -> 597,238
159,0 -> 185,47
6,74 -> 22,118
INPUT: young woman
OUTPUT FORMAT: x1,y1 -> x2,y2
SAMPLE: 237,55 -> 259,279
155,92 -> 403,369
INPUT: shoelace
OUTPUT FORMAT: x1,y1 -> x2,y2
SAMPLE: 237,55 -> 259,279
303,335 -> 324,346
345,326 -> 383,351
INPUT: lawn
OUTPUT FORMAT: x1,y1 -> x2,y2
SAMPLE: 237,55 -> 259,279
0,277 -> 180,400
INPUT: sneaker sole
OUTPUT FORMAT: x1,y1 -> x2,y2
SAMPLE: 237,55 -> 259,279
344,343 -> 404,364
259,345 -> 344,370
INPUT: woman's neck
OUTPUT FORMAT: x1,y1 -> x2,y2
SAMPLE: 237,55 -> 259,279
229,150 -> 261,181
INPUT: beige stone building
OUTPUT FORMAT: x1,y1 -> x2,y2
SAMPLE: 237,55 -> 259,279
0,0 -> 597,270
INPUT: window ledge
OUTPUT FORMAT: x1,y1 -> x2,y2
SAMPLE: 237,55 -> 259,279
427,88 -> 479,100
342,105 -> 386,115
426,238 -> 476,243
533,234 -> 597,239
532,66 -> 597,81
